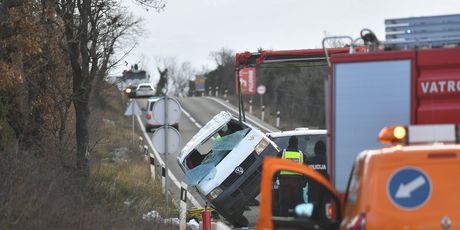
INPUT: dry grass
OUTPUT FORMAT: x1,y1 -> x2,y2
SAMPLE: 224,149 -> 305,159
0,84 -> 178,229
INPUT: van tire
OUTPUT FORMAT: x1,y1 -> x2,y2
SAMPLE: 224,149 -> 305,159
228,213 -> 248,228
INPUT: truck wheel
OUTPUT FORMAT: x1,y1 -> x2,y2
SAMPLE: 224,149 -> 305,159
229,213 -> 248,228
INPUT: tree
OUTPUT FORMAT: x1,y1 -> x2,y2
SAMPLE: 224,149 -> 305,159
205,48 -> 235,95
155,57 -> 196,96
0,0 -> 73,153
56,0 -> 164,178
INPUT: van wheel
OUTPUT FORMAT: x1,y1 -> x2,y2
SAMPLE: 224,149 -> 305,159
228,213 -> 248,228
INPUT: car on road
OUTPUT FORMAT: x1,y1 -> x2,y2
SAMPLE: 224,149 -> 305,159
124,84 -> 137,98
177,111 -> 280,227
144,97 -> 179,132
266,128 -> 328,177
257,124 -> 460,230
135,83 -> 155,98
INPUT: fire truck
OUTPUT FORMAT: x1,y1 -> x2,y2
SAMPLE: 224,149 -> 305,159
235,14 -> 460,194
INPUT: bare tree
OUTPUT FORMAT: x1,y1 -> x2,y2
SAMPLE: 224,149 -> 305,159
57,0 -> 164,178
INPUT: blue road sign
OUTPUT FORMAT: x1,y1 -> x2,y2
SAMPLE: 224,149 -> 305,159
388,167 -> 431,210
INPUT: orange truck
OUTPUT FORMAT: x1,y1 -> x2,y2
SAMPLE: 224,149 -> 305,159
257,124 -> 460,230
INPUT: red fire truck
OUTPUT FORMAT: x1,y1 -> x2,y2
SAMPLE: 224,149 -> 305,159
235,14 -> 460,193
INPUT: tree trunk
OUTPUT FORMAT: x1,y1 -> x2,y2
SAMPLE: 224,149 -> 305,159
74,98 -> 90,176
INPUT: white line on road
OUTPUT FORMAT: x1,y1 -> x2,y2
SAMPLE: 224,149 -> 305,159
206,97 -> 276,133
181,108 -> 202,129
135,114 -> 202,208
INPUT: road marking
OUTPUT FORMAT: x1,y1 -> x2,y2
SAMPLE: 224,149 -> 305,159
135,112 -> 202,208
395,176 -> 426,198
181,107 -> 202,129
206,97 -> 276,133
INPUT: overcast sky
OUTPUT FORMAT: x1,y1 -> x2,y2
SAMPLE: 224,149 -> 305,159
115,0 -> 460,80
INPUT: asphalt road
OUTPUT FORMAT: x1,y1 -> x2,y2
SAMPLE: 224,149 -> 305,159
134,96 -> 279,229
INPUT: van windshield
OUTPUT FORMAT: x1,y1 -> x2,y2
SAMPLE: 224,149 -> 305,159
184,124 -> 249,186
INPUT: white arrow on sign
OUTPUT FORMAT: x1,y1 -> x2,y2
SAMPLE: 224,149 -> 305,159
395,176 -> 426,198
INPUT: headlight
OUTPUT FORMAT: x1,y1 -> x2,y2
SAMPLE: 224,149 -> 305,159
255,138 -> 270,155
206,187 -> 223,200
125,88 -> 132,93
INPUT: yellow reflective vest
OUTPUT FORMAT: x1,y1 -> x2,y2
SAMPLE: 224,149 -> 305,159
280,150 -> 304,175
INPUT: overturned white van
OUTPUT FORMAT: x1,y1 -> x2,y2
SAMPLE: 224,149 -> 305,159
177,111 -> 279,227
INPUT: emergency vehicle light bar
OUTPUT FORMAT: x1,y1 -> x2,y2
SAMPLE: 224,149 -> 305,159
378,124 -> 459,145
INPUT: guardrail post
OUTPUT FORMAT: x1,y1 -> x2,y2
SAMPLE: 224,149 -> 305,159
249,99 -> 253,114
161,163 -> 166,195
179,182 -> 188,230
276,110 -> 280,128
215,86 -> 219,97
149,153 -> 156,180
143,145 -> 149,161
261,105 -> 265,121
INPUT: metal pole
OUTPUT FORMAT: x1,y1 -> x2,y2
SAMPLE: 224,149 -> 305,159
164,96 -> 169,218
260,94 -> 263,108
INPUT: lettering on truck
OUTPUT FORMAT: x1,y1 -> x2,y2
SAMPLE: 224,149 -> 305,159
419,79 -> 460,94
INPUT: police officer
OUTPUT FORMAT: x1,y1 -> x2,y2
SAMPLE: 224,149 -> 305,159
277,136 -> 307,216
305,140 -> 330,221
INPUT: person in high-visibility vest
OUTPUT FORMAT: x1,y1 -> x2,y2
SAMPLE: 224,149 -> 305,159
277,136 -> 307,217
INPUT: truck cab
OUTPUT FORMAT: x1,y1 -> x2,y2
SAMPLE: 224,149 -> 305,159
257,124 -> 460,230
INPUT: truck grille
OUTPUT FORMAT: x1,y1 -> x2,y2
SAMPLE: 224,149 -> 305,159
221,153 -> 256,188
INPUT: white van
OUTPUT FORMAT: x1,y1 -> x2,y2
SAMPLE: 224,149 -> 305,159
177,111 -> 279,227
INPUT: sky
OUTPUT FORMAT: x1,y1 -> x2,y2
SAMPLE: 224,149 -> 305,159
115,0 -> 460,81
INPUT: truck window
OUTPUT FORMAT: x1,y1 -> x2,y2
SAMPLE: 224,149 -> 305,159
184,125 -> 249,186
271,170 -> 340,227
